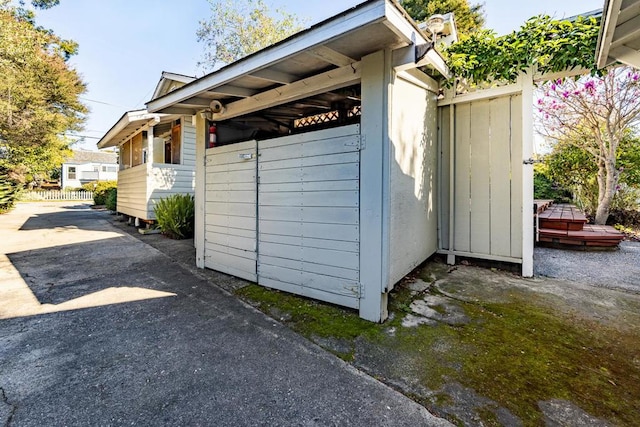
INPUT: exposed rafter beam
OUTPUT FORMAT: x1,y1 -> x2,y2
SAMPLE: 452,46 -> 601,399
212,62 -> 361,121
250,69 -> 297,84
611,14 -> 640,49
178,97 -> 214,108
619,0 -> 640,23
392,44 -> 450,78
159,107 -> 196,115
611,45 -> 640,68
306,46 -> 356,66
208,85 -> 257,98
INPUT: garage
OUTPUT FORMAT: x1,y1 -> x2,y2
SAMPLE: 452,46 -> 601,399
147,0 -> 533,322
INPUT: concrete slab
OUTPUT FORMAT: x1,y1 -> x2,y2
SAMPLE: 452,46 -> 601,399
0,202 -> 450,426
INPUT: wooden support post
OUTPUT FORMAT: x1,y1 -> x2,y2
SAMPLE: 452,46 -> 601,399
520,72 -> 534,277
147,125 -> 154,166
194,114 -> 206,269
359,50 -> 390,322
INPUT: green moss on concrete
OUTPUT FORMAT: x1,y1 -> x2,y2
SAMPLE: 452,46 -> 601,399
455,297 -> 640,425
235,279 -> 640,426
235,285 -> 382,355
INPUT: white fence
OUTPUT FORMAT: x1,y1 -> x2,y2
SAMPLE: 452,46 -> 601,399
21,190 -> 94,201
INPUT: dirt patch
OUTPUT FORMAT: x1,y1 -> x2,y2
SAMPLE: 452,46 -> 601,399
235,259 -> 640,426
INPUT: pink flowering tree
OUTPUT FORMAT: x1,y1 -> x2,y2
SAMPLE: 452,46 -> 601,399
537,66 -> 640,224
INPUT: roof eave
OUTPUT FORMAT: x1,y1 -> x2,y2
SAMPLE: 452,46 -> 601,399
147,0 -> 429,114
596,0 -> 622,68
96,110 -> 162,149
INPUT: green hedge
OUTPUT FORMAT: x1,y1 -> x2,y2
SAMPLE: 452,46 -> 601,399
105,188 -> 117,211
83,180 -> 117,205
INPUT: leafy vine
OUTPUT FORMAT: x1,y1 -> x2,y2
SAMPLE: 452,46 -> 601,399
442,15 -> 601,85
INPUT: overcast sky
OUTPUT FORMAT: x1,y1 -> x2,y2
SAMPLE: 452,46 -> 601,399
35,0 -> 604,150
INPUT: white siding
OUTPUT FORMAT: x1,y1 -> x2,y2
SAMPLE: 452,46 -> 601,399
117,165 -> 149,219
147,164 -> 196,220
257,125 -> 361,309
117,163 -> 196,221
388,74 -> 438,287
61,162 -> 118,189
182,116 -> 197,167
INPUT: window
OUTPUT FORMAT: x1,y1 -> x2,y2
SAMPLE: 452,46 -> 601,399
171,122 -> 181,164
132,133 -> 143,166
68,166 -> 76,180
121,141 -> 132,169
102,165 -> 117,173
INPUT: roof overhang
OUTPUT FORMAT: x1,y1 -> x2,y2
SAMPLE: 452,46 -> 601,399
96,110 -> 166,149
151,72 -> 196,100
596,0 -> 640,69
146,0 -> 449,120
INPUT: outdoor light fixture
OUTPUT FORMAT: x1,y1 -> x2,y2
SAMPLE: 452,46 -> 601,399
426,14 -> 445,40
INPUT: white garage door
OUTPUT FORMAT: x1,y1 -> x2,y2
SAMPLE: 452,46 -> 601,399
257,125 -> 361,309
204,140 -> 257,281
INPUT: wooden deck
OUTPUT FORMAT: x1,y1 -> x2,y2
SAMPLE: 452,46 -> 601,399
535,202 -> 624,248
538,204 -> 588,231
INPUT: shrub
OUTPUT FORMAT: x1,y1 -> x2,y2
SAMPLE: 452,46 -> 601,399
81,182 -> 96,192
90,180 -> 117,205
534,168 -> 572,202
0,174 -> 21,213
154,194 -> 195,239
105,188 -> 117,211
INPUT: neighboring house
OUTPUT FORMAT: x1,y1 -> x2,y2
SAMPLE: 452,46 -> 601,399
96,72 -> 196,221
146,0 -> 538,322
596,0 -> 640,69
61,150 -> 118,189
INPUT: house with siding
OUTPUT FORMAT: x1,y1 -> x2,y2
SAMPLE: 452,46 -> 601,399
61,150 -> 118,189
97,72 -> 197,221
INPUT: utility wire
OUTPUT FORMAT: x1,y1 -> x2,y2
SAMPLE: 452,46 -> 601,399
66,134 -> 101,140
79,97 -> 126,108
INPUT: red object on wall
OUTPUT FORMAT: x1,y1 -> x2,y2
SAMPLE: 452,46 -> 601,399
209,123 -> 217,148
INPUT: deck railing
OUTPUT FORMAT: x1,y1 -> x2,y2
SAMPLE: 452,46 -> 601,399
20,190 -> 94,201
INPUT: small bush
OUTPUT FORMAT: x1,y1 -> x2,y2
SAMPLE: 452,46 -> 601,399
0,174 -> 21,213
81,182 -> 96,192
154,194 -> 195,239
607,209 -> 640,227
105,188 -> 117,211
90,180 -> 117,205
534,169 -> 572,202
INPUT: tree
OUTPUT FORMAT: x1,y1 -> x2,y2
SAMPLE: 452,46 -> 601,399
196,0 -> 305,71
401,0 -> 484,34
537,67 -> 640,224
0,1 -> 86,187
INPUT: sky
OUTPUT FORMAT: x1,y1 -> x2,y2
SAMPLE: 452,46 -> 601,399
35,0 -> 605,151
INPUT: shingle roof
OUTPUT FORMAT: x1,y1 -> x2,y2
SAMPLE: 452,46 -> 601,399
66,150 -> 118,164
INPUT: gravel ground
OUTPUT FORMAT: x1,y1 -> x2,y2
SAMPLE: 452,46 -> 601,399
534,241 -> 640,293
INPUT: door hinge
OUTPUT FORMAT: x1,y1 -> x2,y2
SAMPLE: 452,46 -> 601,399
347,282 -> 362,298
345,135 -> 363,150
523,158 -> 542,165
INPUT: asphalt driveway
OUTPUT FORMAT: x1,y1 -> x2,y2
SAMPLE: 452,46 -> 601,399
0,202 -> 450,426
